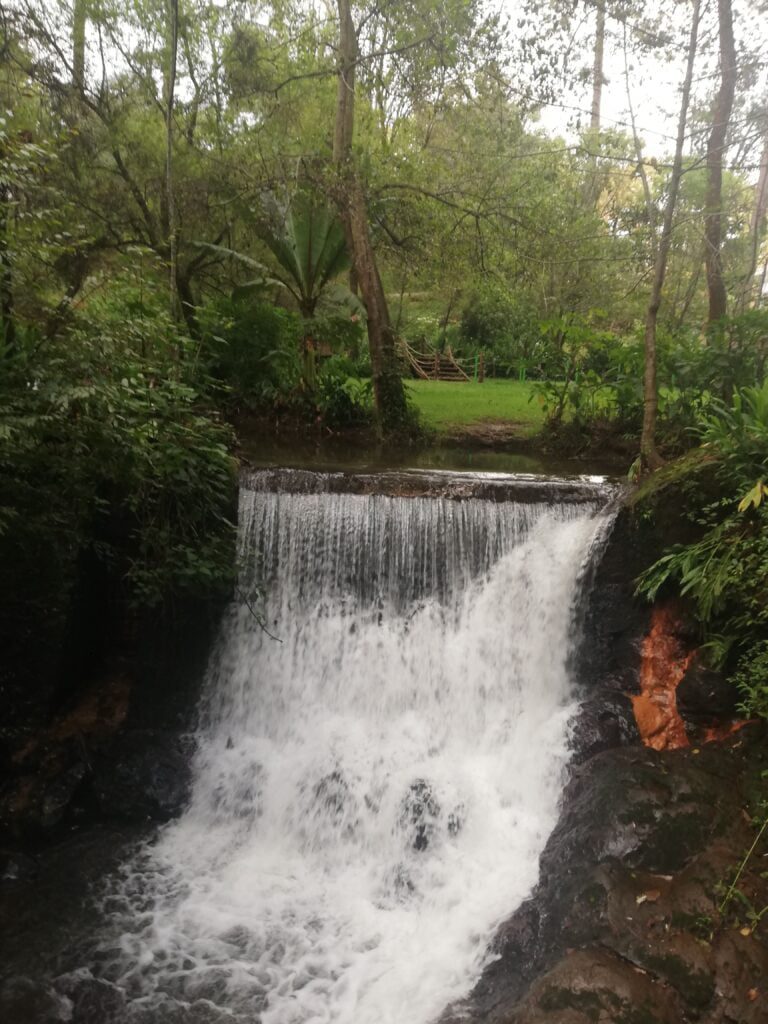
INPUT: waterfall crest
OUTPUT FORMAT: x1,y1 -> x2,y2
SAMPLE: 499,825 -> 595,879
103,471 -> 614,1024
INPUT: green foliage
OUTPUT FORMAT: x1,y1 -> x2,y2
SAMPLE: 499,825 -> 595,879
733,642 -> 768,721
459,288 -> 544,377
256,191 -> 353,318
637,381 -> 768,718
664,312 -> 768,411
310,311 -> 366,357
200,297 -> 302,410
698,381 -> 768,487
197,191 -> 364,391
315,357 -> 373,429
0,312 -> 237,611
532,316 -> 641,429
636,503 -> 768,627
199,191 -> 355,321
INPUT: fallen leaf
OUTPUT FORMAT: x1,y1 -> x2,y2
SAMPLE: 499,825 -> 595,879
645,890 -> 661,903
747,988 -> 758,1001
740,927 -> 752,937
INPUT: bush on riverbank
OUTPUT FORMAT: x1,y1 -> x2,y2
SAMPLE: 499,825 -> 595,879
636,380 -> 768,720
0,308 -> 238,739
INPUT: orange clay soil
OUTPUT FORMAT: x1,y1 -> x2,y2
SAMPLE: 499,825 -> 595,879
631,604 -> 694,751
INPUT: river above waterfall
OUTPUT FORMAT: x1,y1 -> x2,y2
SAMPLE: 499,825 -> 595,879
238,432 -> 626,480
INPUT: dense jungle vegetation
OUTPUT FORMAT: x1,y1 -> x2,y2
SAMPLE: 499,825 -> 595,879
0,0 -> 767,718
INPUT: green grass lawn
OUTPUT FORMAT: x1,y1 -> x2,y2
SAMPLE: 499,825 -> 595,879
406,379 -> 544,436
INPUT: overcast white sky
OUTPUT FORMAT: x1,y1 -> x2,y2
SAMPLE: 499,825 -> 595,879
498,0 -> 767,167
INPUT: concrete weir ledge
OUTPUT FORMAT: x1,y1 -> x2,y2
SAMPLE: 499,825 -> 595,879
242,467 -> 618,505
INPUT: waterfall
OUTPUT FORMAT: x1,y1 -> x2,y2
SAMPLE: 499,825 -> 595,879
102,471 -> 614,1024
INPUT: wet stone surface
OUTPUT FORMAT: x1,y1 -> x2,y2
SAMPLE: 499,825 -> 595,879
242,466 -> 618,506
442,726 -> 768,1024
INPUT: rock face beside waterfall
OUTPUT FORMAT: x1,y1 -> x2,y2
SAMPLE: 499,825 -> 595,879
443,727 -> 768,1024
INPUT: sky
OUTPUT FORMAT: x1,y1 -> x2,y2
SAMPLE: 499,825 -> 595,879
499,0 -> 767,171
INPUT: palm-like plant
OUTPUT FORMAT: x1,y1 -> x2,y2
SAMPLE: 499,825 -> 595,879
200,191 -> 363,386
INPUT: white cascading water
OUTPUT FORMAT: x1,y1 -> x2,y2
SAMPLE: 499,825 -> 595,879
103,473 -> 612,1024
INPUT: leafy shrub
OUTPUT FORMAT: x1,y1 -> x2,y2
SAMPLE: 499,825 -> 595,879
637,380 -> 768,717
667,311 -> 768,406
315,357 -> 373,429
532,316 -> 641,428
311,311 -> 366,360
0,313 -> 237,610
459,288 -> 547,377
733,642 -> 768,721
698,381 -> 768,486
200,297 -> 302,409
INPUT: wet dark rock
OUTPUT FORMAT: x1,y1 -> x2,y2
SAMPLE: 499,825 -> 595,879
310,770 -> 360,838
447,805 -> 464,837
123,994 -> 232,1023
401,779 -> 441,851
677,656 -> 738,725
39,762 -> 89,829
89,732 -> 194,822
0,847 -> 38,883
0,748 -> 89,839
443,726 -> 768,1024
0,825 -> 146,981
393,863 -> 416,897
0,976 -> 73,1023
569,692 -> 639,763
314,770 -> 350,818
573,509 -> 650,701
54,970 -> 126,1024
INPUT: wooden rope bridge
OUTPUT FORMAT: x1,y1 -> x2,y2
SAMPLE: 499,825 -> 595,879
399,339 -> 483,382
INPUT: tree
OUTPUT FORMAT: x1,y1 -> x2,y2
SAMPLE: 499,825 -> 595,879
72,0 -> 86,90
704,0 -> 736,324
590,0 -> 606,132
640,0 -> 701,471
332,0 -> 410,435
165,0 -> 180,319
202,191 -> 359,387
741,118 -> 768,309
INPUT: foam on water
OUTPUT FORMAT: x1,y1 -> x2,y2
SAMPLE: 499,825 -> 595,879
101,478 -> 612,1024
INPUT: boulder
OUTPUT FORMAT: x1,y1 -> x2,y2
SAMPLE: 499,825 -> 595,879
89,731 -> 195,822
55,970 -> 126,1024
0,976 -> 72,1024
677,657 -> 738,725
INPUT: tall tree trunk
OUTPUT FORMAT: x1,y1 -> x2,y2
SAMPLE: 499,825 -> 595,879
757,256 -> 768,308
332,0 -> 409,435
583,1 -> 607,207
72,0 -> 86,91
175,270 -> 200,339
622,23 -> 655,257
590,0 -> 606,132
676,247 -> 705,328
640,0 -> 701,472
741,132 -> 768,308
704,0 -> 736,324
0,182 -> 15,358
165,0 -> 179,320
